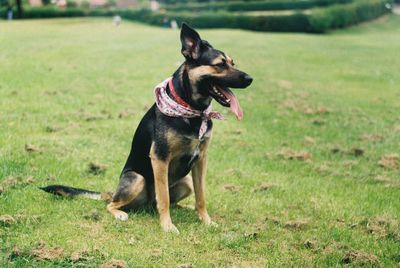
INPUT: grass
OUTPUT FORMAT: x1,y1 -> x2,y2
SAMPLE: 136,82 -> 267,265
1,16 -> 400,267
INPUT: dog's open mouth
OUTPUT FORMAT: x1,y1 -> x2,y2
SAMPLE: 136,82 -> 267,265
209,85 -> 243,120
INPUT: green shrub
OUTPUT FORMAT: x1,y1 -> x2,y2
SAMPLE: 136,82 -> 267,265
21,7 -> 87,18
0,0 -> 8,7
308,0 -> 391,32
164,0 -> 352,12
307,9 -> 333,32
131,10 -> 311,32
1,0 -> 391,34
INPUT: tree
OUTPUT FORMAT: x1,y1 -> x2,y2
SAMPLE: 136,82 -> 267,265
15,0 -> 22,18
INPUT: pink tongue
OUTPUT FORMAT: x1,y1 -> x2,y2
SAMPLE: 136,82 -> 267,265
223,89 -> 243,121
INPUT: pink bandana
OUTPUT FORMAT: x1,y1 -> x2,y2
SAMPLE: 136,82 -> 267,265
154,78 -> 224,139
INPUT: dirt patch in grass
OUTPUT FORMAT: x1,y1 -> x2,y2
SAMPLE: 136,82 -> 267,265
88,161 -> 107,174
357,217 -> 400,242
25,144 -> 41,153
360,134 -> 384,142
0,213 -> 41,227
253,182 -> 275,192
329,145 -> 365,157
348,148 -> 364,157
265,216 -> 309,230
314,163 -> 331,175
378,154 -> 399,170
83,209 -> 102,221
8,246 -> 27,261
303,136 -> 316,146
303,239 -> 318,249
101,259 -> 126,268
284,220 -> 309,230
342,250 -> 379,265
30,241 -> 65,261
44,125 -> 63,133
0,175 -> 36,192
277,149 -> 311,161
371,175 -> 400,188
82,111 -> 112,122
0,215 -> 16,226
118,110 -> 134,119
303,106 -> 330,115
222,184 -> 241,193
321,241 -> 348,255
70,249 -> 94,262
311,118 -> 326,125
265,215 -> 281,225
176,264 -> 193,268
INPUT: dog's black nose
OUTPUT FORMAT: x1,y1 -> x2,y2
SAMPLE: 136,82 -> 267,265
244,74 -> 253,85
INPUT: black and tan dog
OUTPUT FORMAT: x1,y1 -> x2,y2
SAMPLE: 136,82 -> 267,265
41,23 -> 253,233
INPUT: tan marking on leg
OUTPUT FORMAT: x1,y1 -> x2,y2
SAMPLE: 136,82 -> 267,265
107,202 -> 129,221
191,136 -> 216,226
150,143 -> 179,233
107,175 -> 145,221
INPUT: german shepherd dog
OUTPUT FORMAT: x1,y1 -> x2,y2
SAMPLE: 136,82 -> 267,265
41,23 -> 253,233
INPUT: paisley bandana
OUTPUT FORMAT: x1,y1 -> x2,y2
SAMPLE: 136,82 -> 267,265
154,78 -> 224,139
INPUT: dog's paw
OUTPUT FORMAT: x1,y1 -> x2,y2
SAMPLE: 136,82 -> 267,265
114,211 -> 129,221
199,214 -> 218,227
207,220 -> 219,228
161,221 -> 180,234
202,218 -> 218,228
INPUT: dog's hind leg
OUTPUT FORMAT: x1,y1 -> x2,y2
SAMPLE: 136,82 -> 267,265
170,175 -> 193,204
107,171 -> 147,221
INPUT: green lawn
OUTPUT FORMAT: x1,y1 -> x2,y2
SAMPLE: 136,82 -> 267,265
1,16 -> 399,267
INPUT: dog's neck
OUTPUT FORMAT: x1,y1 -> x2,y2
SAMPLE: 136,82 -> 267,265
170,64 -> 212,111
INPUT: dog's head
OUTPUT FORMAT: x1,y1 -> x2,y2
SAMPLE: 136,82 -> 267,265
180,23 -> 253,120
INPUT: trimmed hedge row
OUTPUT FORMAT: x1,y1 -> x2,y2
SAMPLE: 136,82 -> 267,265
132,10 -> 311,32
140,0 -> 391,32
164,0 -> 352,12
0,0 -> 392,33
308,0 -> 392,32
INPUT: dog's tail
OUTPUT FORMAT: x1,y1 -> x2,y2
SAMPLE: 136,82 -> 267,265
39,185 -> 112,202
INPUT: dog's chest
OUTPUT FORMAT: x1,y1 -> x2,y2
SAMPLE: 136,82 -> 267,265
168,135 -> 203,181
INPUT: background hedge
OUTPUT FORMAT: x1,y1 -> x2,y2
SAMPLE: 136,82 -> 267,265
308,0 -> 392,32
0,0 -> 393,33
163,0 -> 352,12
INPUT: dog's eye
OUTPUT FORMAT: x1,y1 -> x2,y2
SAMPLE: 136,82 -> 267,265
215,62 -> 226,68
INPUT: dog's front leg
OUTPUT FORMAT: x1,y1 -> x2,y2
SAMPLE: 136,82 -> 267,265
192,140 -> 216,226
151,153 -> 179,234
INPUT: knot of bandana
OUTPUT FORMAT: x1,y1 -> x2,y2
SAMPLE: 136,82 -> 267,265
154,77 -> 224,139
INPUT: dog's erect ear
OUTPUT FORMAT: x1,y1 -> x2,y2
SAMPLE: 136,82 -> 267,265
180,23 -> 202,60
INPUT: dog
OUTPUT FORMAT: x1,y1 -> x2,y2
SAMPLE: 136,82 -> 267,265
41,23 -> 253,233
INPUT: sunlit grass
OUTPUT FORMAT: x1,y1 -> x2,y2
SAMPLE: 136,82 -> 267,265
1,16 -> 399,267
